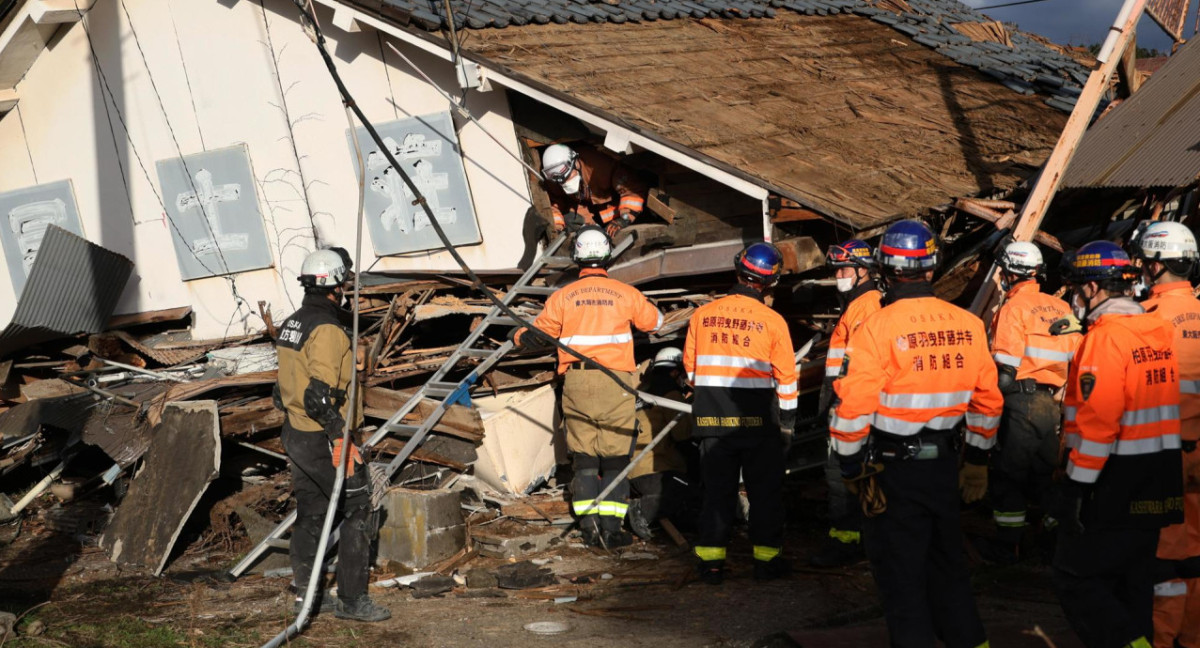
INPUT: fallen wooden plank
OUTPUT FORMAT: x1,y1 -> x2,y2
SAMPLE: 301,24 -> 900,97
99,401 -> 221,575
364,386 -> 483,439
106,306 -> 192,330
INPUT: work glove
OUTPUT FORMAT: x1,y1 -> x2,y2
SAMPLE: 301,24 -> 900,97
331,438 -> 364,477
1049,314 -> 1083,336
958,462 -> 989,504
780,427 -> 795,455
605,215 -> 631,239
1047,481 -> 1087,536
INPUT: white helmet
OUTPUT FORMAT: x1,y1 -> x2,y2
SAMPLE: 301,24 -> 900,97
998,241 -> 1043,277
542,144 -> 581,194
572,225 -> 612,268
1137,221 -> 1198,261
299,249 -> 347,289
651,347 -> 683,370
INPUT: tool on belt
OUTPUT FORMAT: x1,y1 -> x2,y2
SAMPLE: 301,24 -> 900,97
844,461 -> 887,518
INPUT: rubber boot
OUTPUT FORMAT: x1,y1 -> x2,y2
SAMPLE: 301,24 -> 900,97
697,560 -> 725,585
599,514 -> 633,549
291,590 -> 338,616
808,530 -> 865,568
754,556 -> 792,581
627,499 -> 655,540
578,514 -> 602,547
335,595 -> 392,622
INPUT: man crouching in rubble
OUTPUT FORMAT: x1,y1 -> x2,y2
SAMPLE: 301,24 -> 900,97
272,249 -> 391,623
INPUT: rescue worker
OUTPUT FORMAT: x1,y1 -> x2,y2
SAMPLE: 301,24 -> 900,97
273,249 -> 390,622
812,239 -> 882,568
684,242 -> 797,584
1052,240 -> 1184,648
628,347 -> 698,540
541,143 -> 648,238
830,219 -> 1001,648
512,225 -> 663,548
974,241 -> 1081,564
1131,222 -> 1200,648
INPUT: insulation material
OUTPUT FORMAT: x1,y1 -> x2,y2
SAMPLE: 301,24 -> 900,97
99,401 -> 221,575
472,385 -> 560,495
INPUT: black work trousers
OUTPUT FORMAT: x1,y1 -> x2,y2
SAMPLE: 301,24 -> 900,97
1053,526 -> 1159,648
282,423 -> 373,601
991,388 -> 1061,544
864,454 -> 987,648
697,434 -> 785,557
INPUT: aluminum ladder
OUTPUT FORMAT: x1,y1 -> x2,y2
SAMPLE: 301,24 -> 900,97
228,233 -> 616,579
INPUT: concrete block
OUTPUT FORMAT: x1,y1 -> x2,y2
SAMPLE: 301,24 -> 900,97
377,488 -> 466,570
472,527 -> 565,559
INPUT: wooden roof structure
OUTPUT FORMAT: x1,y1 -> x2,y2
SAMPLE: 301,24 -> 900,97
466,12 -> 1068,229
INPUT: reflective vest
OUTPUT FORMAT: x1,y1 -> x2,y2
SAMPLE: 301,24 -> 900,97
524,268 -> 662,373
990,280 -> 1080,388
830,296 -> 1003,456
1063,310 -> 1184,530
826,289 -> 883,378
547,145 -> 647,229
1143,281 -> 1200,442
683,287 -> 797,437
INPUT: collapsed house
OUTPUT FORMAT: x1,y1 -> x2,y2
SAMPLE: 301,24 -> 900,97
0,0 -> 1087,578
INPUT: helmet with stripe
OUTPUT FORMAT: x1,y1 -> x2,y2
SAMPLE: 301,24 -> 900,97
572,225 -> 613,268
826,239 -> 876,269
1064,240 -> 1138,284
876,219 -> 939,275
734,242 -> 784,287
998,241 -> 1043,277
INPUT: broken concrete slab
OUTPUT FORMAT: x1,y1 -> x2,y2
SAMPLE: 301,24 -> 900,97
410,574 -> 456,599
495,561 -> 557,589
473,526 -> 566,559
99,401 -> 221,575
377,488 -> 466,570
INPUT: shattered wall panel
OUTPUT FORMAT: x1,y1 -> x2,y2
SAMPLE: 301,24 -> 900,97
99,401 -> 221,575
0,226 -> 133,359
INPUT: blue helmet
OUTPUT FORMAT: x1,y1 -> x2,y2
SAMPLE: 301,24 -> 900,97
1064,240 -> 1138,284
876,219 -> 939,275
826,239 -> 876,268
735,242 -> 784,286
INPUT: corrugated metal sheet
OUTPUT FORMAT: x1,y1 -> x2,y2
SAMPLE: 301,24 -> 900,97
1147,0 -> 1189,42
0,226 -> 133,358
1063,38 -> 1200,190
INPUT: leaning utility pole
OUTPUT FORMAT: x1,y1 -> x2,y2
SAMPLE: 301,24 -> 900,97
971,0 -> 1149,318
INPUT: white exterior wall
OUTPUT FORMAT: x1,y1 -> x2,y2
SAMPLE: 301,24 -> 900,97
0,0 -> 532,339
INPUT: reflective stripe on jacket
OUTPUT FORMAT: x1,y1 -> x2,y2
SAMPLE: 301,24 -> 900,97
1143,281 -> 1200,441
830,296 -> 1002,456
990,280 -> 1080,388
825,289 -> 883,378
547,145 -> 647,229
523,268 -> 662,373
683,288 -> 797,437
1062,308 -> 1184,530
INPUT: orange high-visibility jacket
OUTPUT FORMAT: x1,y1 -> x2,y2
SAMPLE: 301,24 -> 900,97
1140,282 -> 1200,560
990,280 -> 1080,388
1062,308 -> 1183,530
683,288 -> 797,437
830,296 -> 1003,456
521,268 -> 662,374
1143,281 -> 1200,442
547,145 -> 647,230
825,289 -> 883,379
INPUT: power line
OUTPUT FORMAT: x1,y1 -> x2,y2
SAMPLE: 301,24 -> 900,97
975,0 -> 1053,10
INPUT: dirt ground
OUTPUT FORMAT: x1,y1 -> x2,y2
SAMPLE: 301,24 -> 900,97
0,478 -> 1085,648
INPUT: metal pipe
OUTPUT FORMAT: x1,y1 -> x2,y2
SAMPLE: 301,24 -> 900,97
97,358 -> 190,382
11,460 -> 66,515
576,412 -> 686,520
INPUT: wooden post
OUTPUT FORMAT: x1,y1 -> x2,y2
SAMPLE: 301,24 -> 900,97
970,0 -> 1148,318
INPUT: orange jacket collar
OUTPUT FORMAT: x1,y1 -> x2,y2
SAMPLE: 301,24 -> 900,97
1150,280 -> 1193,297
580,268 -> 609,278
1005,279 -> 1038,299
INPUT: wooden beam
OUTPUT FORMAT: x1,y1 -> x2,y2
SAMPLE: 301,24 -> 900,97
971,0 -> 1148,317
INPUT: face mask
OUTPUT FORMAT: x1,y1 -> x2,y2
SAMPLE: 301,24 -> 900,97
1071,291 -> 1088,321
836,276 -> 856,293
560,174 -> 582,195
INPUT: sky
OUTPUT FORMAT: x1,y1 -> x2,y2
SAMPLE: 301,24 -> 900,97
960,0 -> 1197,54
